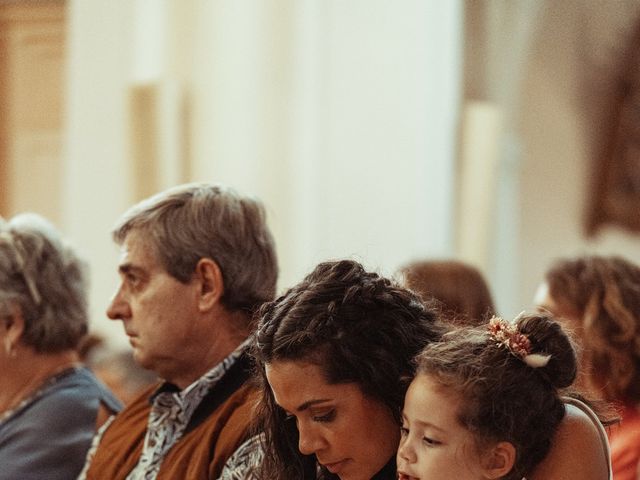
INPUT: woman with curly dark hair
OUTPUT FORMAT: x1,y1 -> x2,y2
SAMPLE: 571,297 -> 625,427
252,259 -> 445,479
221,259 -> 612,480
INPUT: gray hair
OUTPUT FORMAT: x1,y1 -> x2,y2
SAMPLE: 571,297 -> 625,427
0,213 -> 89,353
113,183 -> 278,314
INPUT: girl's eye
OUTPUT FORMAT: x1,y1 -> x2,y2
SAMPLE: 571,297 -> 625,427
400,426 -> 409,437
312,410 -> 336,423
422,436 -> 442,447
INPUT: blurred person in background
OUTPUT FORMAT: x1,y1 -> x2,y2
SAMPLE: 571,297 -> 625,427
398,259 -> 496,326
0,213 -> 121,480
535,255 -> 640,480
79,334 -> 157,406
79,183 -> 278,480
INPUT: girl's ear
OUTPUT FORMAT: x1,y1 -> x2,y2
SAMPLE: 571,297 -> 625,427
481,441 -> 516,479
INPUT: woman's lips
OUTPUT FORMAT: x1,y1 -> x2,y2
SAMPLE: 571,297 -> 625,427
322,459 -> 348,474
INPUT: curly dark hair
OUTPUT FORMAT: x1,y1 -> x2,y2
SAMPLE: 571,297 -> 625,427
544,255 -> 640,402
413,313 -> 577,480
252,259 -> 446,480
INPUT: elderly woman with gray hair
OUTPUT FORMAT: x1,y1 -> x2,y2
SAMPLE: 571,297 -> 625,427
0,213 -> 121,480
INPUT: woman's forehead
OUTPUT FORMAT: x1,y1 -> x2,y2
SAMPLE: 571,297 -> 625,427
266,360 -> 365,408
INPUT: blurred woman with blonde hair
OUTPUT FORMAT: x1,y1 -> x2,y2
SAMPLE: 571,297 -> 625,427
0,213 -> 121,480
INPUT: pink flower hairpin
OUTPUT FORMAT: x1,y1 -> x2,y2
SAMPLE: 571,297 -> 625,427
488,315 -> 551,368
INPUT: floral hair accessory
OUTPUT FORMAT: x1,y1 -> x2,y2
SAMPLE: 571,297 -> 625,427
488,316 -> 551,368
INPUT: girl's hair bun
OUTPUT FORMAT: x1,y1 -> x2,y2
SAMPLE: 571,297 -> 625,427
516,313 -> 577,389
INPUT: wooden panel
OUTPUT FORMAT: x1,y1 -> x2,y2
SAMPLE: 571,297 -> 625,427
0,1 -> 65,221
0,29 -> 9,216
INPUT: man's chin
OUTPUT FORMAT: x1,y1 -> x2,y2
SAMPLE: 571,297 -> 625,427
130,349 -> 149,368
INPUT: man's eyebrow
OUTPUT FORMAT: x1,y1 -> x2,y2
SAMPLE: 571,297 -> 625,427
295,399 -> 332,412
118,264 -> 144,276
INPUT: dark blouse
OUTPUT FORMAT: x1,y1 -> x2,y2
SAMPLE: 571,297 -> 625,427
318,456 -> 396,480
371,457 -> 396,480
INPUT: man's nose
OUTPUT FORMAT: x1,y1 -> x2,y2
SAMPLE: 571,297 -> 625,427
106,286 -> 131,321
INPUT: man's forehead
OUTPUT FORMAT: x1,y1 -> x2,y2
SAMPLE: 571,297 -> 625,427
117,231 -> 159,269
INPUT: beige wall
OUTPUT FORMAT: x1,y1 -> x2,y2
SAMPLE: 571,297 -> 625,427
516,1 -> 640,313
464,0 -> 640,317
7,1 -> 638,344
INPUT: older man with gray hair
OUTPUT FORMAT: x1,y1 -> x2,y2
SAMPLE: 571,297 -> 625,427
79,183 -> 278,479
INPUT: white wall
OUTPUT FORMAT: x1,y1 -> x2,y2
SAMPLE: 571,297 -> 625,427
65,1 -> 137,344
188,0 -> 462,286
64,0 -> 463,345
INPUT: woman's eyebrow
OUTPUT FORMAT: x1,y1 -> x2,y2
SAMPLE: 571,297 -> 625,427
296,398 -> 332,412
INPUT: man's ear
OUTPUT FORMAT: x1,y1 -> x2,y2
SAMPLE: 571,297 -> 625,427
194,258 -> 224,312
481,441 -> 516,479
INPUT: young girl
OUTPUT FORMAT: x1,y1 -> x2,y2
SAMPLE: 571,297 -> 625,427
397,312 -> 589,480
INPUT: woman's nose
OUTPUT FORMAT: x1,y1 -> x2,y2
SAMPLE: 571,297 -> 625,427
297,423 -> 327,456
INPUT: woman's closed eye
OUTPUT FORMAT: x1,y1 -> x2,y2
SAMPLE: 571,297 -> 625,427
284,409 -> 335,424
312,409 -> 336,423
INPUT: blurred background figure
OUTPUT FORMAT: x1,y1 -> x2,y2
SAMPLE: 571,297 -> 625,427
398,259 -> 496,326
79,334 -> 158,406
0,213 -> 121,480
534,255 -> 640,480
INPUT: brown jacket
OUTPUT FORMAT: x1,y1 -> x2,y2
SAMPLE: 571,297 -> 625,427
83,355 -> 257,480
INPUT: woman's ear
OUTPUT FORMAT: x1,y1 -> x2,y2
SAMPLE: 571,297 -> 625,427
481,441 -> 516,479
194,258 -> 224,311
2,304 -> 25,356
